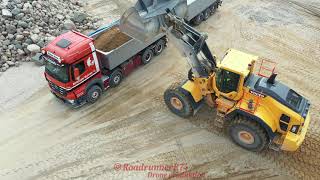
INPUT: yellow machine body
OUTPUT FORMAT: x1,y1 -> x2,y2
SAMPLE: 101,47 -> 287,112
181,49 -> 311,151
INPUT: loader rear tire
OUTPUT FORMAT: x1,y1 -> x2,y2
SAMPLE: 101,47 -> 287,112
142,48 -> 154,64
228,116 -> 268,152
164,83 -> 194,118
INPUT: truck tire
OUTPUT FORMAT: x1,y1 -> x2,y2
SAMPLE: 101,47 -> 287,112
192,13 -> 204,26
228,116 -> 268,152
203,8 -> 211,20
142,48 -> 154,64
110,69 -> 123,87
154,39 -> 166,56
86,85 -> 102,104
210,4 -> 217,15
164,83 -> 194,118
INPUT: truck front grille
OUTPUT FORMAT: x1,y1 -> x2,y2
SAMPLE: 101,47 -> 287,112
48,81 -> 67,96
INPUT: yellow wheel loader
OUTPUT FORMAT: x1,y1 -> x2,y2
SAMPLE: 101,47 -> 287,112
119,0 -> 311,152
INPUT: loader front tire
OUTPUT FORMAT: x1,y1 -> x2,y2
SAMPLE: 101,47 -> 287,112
228,116 -> 268,152
164,83 -> 194,118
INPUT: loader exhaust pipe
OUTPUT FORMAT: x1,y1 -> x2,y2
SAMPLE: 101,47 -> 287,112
120,0 -> 188,42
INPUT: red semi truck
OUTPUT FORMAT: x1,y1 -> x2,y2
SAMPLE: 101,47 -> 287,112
42,22 -> 167,107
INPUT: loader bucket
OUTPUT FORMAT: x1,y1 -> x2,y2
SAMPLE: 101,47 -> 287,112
119,7 -> 161,42
120,0 -> 187,42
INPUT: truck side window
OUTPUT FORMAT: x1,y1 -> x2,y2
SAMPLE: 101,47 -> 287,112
72,61 -> 86,80
216,69 -> 240,93
74,61 -> 86,75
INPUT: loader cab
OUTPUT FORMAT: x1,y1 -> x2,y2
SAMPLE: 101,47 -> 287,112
215,68 -> 242,100
214,49 -> 258,100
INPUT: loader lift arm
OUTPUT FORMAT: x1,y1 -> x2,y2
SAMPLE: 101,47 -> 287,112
163,10 -> 217,78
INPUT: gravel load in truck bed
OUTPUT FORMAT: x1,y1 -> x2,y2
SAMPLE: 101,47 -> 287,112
94,26 -> 132,52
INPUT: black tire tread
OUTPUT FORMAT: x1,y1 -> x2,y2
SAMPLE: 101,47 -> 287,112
228,116 -> 268,152
164,82 -> 194,118
141,48 -> 154,64
109,69 -> 123,87
86,85 -> 102,104
154,39 -> 166,56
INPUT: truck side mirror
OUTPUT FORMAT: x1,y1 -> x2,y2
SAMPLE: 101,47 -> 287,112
74,67 -> 80,80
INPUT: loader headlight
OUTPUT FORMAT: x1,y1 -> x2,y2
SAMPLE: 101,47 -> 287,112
291,125 -> 300,134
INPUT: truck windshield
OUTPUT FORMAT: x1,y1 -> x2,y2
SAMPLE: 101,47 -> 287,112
44,57 -> 69,83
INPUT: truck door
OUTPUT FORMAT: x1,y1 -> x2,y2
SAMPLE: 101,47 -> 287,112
72,60 -> 87,82
71,53 -> 98,84
215,69 -> 241,100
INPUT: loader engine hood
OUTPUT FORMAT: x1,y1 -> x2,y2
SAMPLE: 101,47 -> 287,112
246,74 -> 310,118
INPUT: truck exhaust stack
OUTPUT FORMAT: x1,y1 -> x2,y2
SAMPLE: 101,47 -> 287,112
120,0 -> 187,42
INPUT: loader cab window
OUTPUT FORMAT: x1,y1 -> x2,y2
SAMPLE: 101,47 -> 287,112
216,69 -> 240,93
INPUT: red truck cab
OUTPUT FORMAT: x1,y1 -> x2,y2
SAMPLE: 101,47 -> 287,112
43,31 -> 104,106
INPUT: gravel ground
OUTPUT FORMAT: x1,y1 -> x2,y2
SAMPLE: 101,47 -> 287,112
0,62 -> 46,112
0,0 -> 319,179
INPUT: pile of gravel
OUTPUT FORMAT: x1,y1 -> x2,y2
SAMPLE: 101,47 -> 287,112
0,0 -> 100,72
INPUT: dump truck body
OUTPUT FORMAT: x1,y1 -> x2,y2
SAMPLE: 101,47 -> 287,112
185,0 -> 222,21
90,21 -> 165,70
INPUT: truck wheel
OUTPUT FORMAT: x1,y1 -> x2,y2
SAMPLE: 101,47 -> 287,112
228,116 -> 268,152
164,83 -> 194,118
154,39 -> 166,56
192,13 -> 204,26
110,69 -> 123,87
86,85 -> 102,104
210,4 -> 217,15
142,48 -> 154,64
203,8 -> 211,20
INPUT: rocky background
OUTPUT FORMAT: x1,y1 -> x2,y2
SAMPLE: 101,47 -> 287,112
0,0 -> 100,73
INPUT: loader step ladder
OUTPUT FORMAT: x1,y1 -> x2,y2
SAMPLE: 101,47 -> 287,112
214,97 -> 236,130
257,58 -> 277,78
215,112 -> 226,130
